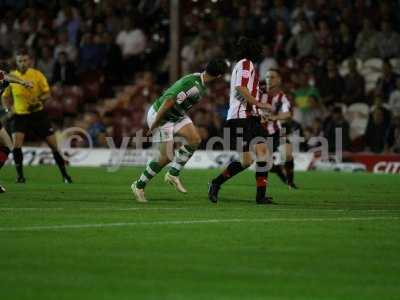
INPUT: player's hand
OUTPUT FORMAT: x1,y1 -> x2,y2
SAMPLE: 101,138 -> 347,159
261,115 -> 269,123
21,80 -> 33,89
144,128 -> 153,137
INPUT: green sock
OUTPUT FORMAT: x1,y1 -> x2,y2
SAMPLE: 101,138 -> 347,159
168,145 -> 196,176
136,160 -> 162,189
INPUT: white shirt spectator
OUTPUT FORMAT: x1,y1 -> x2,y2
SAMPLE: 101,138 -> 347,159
259,57 -> 278,79
54,43 -> 77,62
116,28 -> 147,57
389,89 -> 400,116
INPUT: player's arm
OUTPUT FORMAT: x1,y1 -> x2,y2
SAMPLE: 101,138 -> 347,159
235,86 -> 272,110
269,96 -> 292,121
1,86 -> 13,112
36,71 -> 51,103
269,111 -> 291,121
3,73 -> 33,88
37,91 -> 51,103
148,98 -> 175,133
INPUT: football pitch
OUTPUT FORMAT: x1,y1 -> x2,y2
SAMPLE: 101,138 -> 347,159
0,166 -> 399,300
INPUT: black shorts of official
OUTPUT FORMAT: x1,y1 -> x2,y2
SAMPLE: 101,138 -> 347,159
11,110 -> 54,139
224,116 -> 268,152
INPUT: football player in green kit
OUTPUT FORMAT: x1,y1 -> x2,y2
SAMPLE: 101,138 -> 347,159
132,59 -> 227,202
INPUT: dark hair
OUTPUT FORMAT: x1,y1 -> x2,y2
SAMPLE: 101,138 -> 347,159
15,47 -> 29,57
205,58 -> 227,77
332,106 -> 343,115
235,36 -> 262,61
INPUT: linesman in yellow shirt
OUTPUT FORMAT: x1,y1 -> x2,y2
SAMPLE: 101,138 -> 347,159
1,48 -> 72,183
0,68 -> 33,192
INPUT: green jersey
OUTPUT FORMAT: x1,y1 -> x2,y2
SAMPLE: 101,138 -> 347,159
151,73 -> 207,123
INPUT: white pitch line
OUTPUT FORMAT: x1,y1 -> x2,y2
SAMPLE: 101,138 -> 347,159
0,207 -> 193,211
1,207 -> 400,212
0,216 -> 399,232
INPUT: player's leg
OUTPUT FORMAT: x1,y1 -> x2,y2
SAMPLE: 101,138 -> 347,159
165,121 -> 201,193
208,151 -> 253,203
45,133 -> 72,183
254,142 -> 274,204
132,110 -> 175,202
211,151 -> 252,186
134,140 -> 173,191
12,132 -> 25,183
0,126 -> 12,193
281,142 -> 297,189
208,119 -> 253,203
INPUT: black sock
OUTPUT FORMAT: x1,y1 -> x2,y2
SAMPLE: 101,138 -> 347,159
284,159 -> 294,185
0,146 -> 10,169
270,164 -> 287,184
13,148 -> 24,178
52,151 -> 68,178
212,161 -> 246,185
256,161 -> 268,201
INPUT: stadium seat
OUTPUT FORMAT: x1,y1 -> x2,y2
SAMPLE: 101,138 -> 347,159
390,58 -> 400,73
346,103 -> 370,140
339,58 -> 363,76
363,58 -> 383,71
363,71 -> 382,93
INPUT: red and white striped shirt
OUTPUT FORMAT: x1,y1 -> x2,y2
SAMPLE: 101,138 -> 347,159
227,59 -> 260,120
259,91 -> 291,135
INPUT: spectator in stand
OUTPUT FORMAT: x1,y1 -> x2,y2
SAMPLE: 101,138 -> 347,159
375,60 -> 399,100
343,57 -> 366,104
66,7 -> 81,46
315,20 -> 334,57
285,18 -> 317,59
317,58 -> 345,106
54,31 -> 77,63
323,106 -> 351,152
102,31 -> 123,85
354,18 -> 379,60
78,33 -> 105,72
231,5 -> 258,37
272,19 -> 290,62
335,22 -> 355,61
365,106 -> 391,153
292,72 -> 321,125
290,0 -> 317,30
388,78 -> 400,116
84,111 -> 106,147
116,17 -> 147,78
302,117 -> 323,152
376,20 -> 400,59
52,51 -> 76,85
385,116 -> 400,153
269,0 -> 290,24
36,45 -> 55,83
258,44 -> 278,79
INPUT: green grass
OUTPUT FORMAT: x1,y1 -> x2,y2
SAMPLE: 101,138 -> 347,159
0,166 -> 399,300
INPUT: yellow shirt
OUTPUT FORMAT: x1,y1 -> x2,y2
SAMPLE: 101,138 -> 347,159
2,68 -> 50,115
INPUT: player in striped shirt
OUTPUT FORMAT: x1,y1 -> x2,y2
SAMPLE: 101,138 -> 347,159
208,37 -> 275,204
0,69 -> 32,192
131,59 -> 227,202
259,69 -> 297,189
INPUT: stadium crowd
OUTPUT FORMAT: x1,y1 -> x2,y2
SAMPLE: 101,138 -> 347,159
1,0 -> 400,153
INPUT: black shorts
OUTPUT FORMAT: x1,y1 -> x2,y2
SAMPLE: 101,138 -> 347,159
224,116 -> 269,152
11,110 -> 54,139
